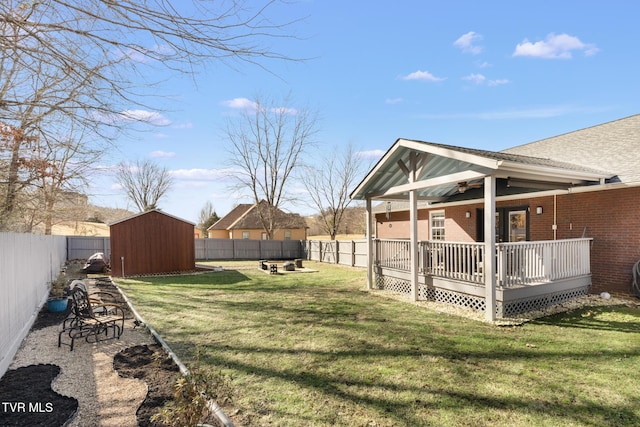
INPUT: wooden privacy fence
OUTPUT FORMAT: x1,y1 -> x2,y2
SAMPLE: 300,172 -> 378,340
67,235 -> 110,260
0,232 -> 67,378
196,238 -> 304,260
304,240 -> 368,267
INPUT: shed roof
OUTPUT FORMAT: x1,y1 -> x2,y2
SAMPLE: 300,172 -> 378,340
109,209 -> 195,227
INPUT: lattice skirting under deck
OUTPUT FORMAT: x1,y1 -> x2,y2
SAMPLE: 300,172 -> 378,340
500,287 -> 589,318
374,274 -> 589,318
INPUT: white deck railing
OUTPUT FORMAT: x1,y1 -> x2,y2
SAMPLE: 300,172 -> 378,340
497,238 -> 592,287
375,238 -> 592,288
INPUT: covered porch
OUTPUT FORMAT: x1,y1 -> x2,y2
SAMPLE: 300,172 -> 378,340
350,139 -> 612,320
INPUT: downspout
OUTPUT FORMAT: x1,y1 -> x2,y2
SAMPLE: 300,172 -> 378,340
553,194 -> 557,240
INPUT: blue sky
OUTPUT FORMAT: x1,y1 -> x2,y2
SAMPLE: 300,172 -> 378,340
91,0 -> 640,224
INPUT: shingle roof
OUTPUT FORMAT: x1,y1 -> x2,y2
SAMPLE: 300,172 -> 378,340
208,201 -> 307,231
503,114 -> 640,183
207,204 -> 253,230
406,139 -> 612,176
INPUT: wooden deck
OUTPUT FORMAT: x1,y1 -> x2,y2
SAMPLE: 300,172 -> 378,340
374,238 -> 592,318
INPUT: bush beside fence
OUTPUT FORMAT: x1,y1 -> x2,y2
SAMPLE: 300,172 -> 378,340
0,233 -> 66,378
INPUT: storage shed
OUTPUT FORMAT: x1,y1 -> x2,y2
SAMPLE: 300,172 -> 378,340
109,209 -> 195,277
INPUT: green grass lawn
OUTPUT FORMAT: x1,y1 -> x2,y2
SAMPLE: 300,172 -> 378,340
115,261 -> 640,427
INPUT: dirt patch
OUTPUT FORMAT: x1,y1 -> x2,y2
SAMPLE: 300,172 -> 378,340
113,344 -> 180,426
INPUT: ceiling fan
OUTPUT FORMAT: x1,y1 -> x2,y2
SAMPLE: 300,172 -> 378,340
457,181 -> 482,193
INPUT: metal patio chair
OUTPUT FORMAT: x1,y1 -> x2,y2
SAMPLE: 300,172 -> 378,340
58,286 -> 125,351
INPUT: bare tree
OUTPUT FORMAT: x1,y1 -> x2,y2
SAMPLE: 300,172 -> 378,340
116,160 -> 174,212
197,201 -> 220,237
36,128 -> 103,234
301,144 -> 368,240
224,95 -> 317,239
0,0 -> 301,230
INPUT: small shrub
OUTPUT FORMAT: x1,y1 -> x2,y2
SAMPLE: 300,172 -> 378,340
49,272 -> 68,299
151,363 -> 233,427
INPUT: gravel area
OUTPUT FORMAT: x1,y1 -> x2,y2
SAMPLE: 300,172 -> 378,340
7,277 -> 157,427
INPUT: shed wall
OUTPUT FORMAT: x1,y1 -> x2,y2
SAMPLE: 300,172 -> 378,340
110,211 -> 195,277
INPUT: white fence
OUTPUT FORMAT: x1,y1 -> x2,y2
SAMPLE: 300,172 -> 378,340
0,232 -> 67,378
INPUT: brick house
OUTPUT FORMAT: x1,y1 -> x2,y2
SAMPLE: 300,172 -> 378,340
207,200 -> 307,240
351,115 -> 640,320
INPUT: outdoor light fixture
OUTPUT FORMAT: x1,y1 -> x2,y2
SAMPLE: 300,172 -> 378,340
465,211 -> 471,218
536,206 -> 543,215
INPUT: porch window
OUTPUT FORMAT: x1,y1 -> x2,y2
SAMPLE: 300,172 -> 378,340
430,211 -> 445,241
242,231 -> 250,239
261,232 -> 267,240
284,230 -> 291,240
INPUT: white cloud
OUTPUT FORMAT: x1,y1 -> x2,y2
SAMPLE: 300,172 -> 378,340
462,73 -> 510,86
222,97 -> 258,110
154,133 -> 170,139
401,70 -> 445,82
169,168 -> 237,181
93,109 -> 171,126
385,98 -> 403,105
112,44 -> 174,63
119,110 -> 171,126
513,33 -> 599,59
221,98 -> 298,115
454,31 -> 484,55
487,79 -> 510,87
356,149 -> 386,159
463,73 -> 486,85
150,150 -> 176,158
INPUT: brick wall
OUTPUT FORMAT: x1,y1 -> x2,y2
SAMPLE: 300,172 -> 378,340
374,185 -> 640,295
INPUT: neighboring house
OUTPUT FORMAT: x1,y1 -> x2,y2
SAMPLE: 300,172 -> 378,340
351,114 -> 640,320
207,201 -> 307,240
110,209 -> 195,277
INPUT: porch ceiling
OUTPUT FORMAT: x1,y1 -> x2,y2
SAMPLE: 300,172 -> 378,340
350,138 -> 613,201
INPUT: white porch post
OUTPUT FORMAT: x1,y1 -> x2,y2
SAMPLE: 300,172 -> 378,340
365,197 -> 373,290
409,189 -> 419,302
484,175 -> 496,321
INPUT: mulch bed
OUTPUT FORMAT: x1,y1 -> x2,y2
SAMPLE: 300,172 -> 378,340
0,277 -> 181,427
113,344 -> 180,427
0,364 -> 78,426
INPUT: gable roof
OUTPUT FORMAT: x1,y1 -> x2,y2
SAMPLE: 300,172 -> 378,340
503,114 -> 640,183
207,203 -> 254,231
109,209 -> 195,227
350,138 -> 612,202
208,201 -> 307,231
